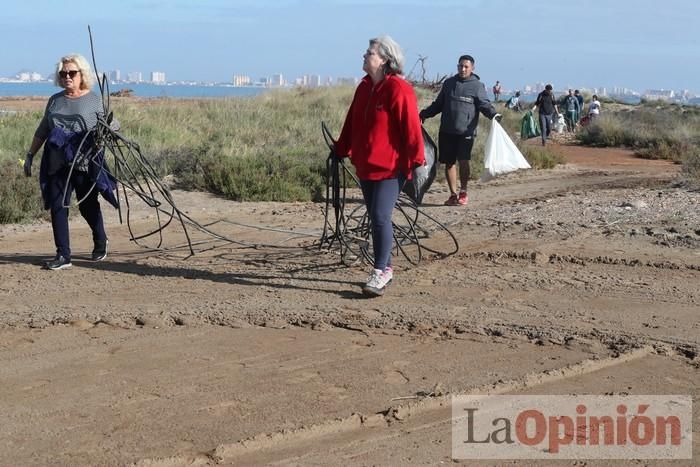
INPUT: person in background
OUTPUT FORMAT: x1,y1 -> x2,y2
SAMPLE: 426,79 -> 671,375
533,84 -> 559,146
492,80 -> 502,102
420,54 -> 500,206
335,35 -> 425,297
23,53 -> 118,270
563,89 -> 581,132
574,89 -> 584,121
588,94 -> 601,121
506,91 -> 522,111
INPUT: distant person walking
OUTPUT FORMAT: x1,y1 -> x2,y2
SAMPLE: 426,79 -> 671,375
533,84 -> 559,146
492,80 -> 502,102
574,90 -> 584,121
563,89 -> 581,132
23,53 -> 118,270
335,35 -> 425,297
588,94 -> 601,121
420,54 -> 500,206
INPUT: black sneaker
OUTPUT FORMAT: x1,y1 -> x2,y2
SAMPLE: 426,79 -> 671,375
92,240 -> 108,261
45,255 -> 72,270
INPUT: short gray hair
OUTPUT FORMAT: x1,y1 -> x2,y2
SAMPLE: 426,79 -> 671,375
370,35 -> 404,75
54,53 -> 94,90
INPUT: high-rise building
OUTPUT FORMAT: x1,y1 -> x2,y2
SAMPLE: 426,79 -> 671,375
16,71 -> 44,82
232,74 -> 251,87
336,77 -> 359,86
127,72 -> 142,83
643,89 -> 674,101
270,74 -> 284,87
151,71 -> 166,84
109,70 -> 121,82
308,75 -> 322,87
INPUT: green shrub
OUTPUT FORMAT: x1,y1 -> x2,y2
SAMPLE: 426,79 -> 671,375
577,115 -> 629,147
576,104 -> 700,165
0,159 -> 45,223
681,145 -> 700,183
0,111 -> 39,155
199,151 -> 325,202
521,145 -> 565,169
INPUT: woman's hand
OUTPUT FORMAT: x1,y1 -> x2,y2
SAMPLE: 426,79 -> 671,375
23,153 -> 33,177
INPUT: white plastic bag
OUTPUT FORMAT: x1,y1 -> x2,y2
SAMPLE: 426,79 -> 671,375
482,119 -> 531,181
554,113 -> 566,133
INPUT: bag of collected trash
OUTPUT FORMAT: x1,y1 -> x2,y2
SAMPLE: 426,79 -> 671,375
554,112 -> 566,133
402,126 -> 438,204
482,119 -> 531,181
519,110 -> 541,139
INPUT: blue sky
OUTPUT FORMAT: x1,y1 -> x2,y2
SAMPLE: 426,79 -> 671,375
3,0 -> 698,92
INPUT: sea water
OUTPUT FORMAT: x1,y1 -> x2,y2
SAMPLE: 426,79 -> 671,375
0,82 -> 267,98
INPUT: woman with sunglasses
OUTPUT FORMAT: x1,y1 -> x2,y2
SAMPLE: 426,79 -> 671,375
23,54 -> 118,270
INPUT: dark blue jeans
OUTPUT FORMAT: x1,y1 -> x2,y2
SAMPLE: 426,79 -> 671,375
359,177 -> 401,271
46,169 -> 107,259
539,113 -> 553,145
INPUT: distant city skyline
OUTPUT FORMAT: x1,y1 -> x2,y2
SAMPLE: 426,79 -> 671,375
3,68 -> 696,102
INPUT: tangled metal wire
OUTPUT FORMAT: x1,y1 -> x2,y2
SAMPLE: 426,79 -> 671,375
318,122 -> 459,266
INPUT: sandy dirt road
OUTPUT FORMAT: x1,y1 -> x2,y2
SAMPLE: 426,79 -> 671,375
1,142 -> 698,466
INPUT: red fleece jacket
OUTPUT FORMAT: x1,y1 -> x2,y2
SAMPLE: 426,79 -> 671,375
335,74 -> 425,181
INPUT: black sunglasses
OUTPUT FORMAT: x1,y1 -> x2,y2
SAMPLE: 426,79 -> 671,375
59,70 -> 80,79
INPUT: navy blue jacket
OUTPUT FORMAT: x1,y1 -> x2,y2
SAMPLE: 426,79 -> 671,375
39,127 -> 119,210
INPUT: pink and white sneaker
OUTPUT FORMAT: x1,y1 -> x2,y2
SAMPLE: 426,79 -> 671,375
362,268 -> 393,297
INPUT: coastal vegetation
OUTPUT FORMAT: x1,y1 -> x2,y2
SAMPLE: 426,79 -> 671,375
0,86 -> 698,223
576,100 -> 700,166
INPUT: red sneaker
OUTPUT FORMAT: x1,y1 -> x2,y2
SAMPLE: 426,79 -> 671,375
458,191 -> 469,205
444,194 -> 459,206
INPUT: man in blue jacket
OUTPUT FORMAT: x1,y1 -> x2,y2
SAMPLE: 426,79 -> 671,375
420,54 -> 499,206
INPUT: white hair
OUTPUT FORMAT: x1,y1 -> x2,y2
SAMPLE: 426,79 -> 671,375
53,53 -> 94,90
370,35 -> 404,75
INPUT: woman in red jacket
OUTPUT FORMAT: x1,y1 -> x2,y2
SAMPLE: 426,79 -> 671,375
335,35 -> 425,297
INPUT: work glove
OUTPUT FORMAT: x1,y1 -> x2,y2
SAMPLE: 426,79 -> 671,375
494,113 -> 503,122
23,153 -> 33,177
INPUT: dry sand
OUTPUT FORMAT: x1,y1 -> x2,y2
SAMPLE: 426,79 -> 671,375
1,130 -> 698,465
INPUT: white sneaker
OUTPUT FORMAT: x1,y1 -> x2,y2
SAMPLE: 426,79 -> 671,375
362,268 -> 393,297
383,266 -> 393,282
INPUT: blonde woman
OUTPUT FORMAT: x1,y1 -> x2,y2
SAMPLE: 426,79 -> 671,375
24,53 -> 117,270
